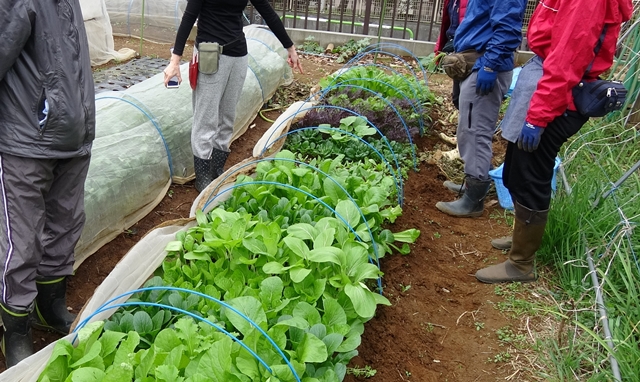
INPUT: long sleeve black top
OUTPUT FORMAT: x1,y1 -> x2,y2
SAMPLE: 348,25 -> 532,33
172,0 -> 293,57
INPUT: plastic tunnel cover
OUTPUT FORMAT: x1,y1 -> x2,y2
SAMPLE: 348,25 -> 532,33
72,25 -> 294,270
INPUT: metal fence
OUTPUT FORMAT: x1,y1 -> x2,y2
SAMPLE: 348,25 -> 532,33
245,0 -> 539,43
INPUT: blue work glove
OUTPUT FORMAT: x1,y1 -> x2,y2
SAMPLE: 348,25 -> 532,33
517,121 -> 544,152
476,66 -> 497,96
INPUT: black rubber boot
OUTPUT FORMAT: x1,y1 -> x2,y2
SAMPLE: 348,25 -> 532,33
33,277 -> 76,335
194,156 -> 214,192
1,303 -> 34,368
210,148 -> 230,179
436,177 -> 491,217
443,180 -> 464,193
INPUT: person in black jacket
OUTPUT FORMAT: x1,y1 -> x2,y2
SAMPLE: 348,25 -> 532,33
164,0 -> 304,192
0,0 -> 96,368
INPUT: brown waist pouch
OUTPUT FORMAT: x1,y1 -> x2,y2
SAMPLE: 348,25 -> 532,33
441,50 -> 483,81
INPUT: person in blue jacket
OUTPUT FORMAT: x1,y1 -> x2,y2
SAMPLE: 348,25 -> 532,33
436,0 -> 528,217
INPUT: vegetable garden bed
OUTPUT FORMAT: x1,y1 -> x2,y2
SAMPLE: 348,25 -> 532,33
1,41 -> 523,382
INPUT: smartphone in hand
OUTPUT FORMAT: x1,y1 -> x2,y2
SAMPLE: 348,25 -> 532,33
167,76 -> 180,88
167,48 -> 180,88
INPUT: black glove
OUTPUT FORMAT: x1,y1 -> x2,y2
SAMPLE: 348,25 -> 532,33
442,39 -> 455,53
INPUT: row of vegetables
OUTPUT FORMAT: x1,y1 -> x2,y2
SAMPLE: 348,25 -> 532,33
36,55 -> 433,382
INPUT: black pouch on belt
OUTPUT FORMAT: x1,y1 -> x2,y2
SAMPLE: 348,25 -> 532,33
198,42 -> 221,74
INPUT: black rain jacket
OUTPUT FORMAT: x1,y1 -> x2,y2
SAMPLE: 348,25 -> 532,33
0,0 -> 95,158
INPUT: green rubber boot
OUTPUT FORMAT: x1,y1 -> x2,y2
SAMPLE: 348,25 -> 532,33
475,202 -> 548,283
491,236 -> 513,250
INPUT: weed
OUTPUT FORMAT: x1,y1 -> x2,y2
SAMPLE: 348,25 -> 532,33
496,326 -> 527,347
347,365 -> 377,378
300,35 -> 324,54
433,232 -> 442,238
333,37 -> 371,63
493,283 -> 534,317
489,351 -> 512,363
400,283 -> 411,292
474,321 -> 485,331
494,282 -> 522,296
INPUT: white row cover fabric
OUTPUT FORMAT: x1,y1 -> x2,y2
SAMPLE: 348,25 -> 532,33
74,25 -> 294,270
0,101 -> 306,381
0,221 -> 195,381
80,0 -> 137,66
106,0 -> 188,44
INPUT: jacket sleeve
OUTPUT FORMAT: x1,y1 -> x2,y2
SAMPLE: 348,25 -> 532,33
435,0 -> 451,53
526,2 -> 607,127
0,2 -> 32,82
172,0 -> 202,56
482,0 -> 527,70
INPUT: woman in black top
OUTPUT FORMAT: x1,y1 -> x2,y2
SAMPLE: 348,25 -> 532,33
163,0 -> 303,192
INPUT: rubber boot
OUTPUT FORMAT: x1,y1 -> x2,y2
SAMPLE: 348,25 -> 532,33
475,202 -> 548,283
210,148 -> 230,179
33,277 -> 76,335
491,236 -> 513,250
443,180 -> 464,193
1,303 -> 34,368
194,156 -> 214,192
436,177 -> 491,217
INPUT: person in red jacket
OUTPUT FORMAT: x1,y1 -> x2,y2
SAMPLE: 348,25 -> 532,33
475,0 -> 633,283
434,0 -> 468,109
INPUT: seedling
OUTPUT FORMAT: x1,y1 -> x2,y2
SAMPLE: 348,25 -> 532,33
347,365 -> 377,378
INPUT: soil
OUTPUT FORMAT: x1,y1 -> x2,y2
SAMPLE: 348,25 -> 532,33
1,37 -> 525,381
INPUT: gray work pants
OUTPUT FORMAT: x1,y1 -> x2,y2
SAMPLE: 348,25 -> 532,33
457,70 -> 512,181
0,153 -> 90,310
192,54 -> 248,158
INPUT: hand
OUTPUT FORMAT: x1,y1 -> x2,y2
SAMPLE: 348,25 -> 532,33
163,53 -> 182,87
287,46 -> 304,74
476,66 -> 497,96
517,122 -> 544,152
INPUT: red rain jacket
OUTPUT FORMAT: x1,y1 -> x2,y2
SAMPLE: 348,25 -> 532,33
526,0 -> 633,127
435,0 -> 469,53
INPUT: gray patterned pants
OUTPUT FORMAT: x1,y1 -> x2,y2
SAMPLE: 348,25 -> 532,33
192,54 -> 248,158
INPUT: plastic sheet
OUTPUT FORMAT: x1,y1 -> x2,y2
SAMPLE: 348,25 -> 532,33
74,25 -> 294,270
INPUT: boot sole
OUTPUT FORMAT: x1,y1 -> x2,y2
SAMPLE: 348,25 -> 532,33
475,274 -> 537,284
435,202 -> 483,218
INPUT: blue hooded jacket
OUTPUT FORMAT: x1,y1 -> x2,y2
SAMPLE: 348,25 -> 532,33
453,0 -> 528,72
